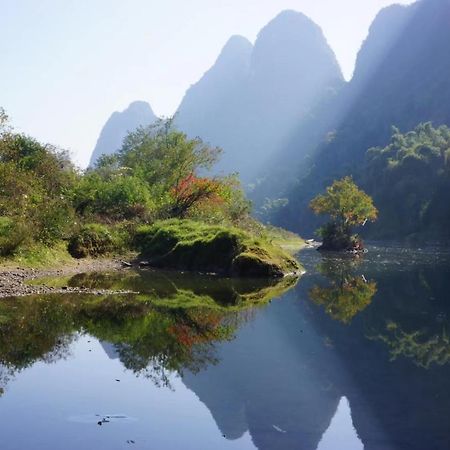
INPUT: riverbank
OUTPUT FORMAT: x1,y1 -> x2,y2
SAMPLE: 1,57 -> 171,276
0,258 -> 132,298
0,220 -> 305,298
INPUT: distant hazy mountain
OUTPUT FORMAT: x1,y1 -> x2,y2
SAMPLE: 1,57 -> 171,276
269,0 -> 450,237
89,101 -> 157,167
175,35 -> 252,176
176,10 -> 343,181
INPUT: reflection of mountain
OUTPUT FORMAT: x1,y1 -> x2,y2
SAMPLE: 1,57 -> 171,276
182,292 -> 341,449
1,249 -> 450,449
99,341 -> 119,360
182,249 -> 450,450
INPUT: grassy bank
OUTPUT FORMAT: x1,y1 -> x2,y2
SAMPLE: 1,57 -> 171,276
0,242 -> 74,269
264,225 -> 305,254
134,219 -> 301,277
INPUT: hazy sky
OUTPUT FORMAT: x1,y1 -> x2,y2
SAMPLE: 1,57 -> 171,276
1,0 -> 415,167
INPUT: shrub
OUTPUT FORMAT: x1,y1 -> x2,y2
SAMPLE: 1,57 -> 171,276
0,217 -> 28,256
68,224 -> 117,258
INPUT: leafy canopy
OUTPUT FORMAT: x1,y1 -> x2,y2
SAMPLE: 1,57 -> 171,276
364,122 -> 450,239
310,176 -> 378,226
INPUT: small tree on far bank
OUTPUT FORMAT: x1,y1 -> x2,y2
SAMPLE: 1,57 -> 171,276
310,177 -> 378,251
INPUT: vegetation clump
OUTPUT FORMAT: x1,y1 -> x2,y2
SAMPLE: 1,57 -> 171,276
68,224 -> 118,258
310,177 -> 378,251
0,217 -> 27,257
134,219 -> 300,277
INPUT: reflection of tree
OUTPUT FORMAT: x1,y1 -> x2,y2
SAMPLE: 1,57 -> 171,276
90,306 -> 239,389
309,256 -> 377,324
368,321 -> 450,369
0,272 -> 295,392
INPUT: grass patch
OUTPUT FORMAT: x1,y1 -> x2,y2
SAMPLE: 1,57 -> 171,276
134,219 -> 301,277
0,242 -> 73,269
263,225 -> 305,254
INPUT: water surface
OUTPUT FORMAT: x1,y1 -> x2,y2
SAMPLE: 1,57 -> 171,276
1,246 -> 450,449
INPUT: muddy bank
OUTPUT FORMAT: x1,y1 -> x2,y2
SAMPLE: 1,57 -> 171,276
0,258 -> 135,298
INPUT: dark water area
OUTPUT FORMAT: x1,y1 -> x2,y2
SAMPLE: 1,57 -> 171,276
1,246 -> 450,449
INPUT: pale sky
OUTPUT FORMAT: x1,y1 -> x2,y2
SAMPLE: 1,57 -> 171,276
1,0 -> 415,167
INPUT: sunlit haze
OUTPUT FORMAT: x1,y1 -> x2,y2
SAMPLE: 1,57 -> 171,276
1,0 -> 415,167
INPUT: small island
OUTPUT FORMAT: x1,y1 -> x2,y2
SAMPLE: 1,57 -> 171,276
310,177 -> 378,252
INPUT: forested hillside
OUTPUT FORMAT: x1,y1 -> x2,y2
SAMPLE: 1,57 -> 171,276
364,123 -> 450,240
264,0 -> 450,241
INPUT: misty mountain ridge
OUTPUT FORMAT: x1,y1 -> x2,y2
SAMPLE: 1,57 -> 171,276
175,10 -> 343,181
89,100 -> 157,167
268,0 -> 450,239
88,0 -> 450,241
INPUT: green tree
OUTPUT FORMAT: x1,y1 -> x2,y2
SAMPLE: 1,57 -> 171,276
91,118 -> 223,219
310,177 -> 378,250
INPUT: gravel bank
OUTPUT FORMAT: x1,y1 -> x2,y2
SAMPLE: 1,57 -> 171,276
0,258 -> 136,298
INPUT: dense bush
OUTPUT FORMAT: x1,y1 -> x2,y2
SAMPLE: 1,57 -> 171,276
68,224 -> 118,258
0,217 -> 28,256
0,121 -> 77,246
72,171 -> 153,221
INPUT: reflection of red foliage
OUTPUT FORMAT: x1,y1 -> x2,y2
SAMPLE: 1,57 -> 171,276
171,173 -> 223,216
169,325 -> 195,347
168,311 -> 224,350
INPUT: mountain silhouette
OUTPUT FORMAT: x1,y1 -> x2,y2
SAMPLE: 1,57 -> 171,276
89,101 -> 157,167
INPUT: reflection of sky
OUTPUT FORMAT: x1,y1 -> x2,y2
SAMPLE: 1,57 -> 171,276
318,397 -> 363,450
0,335 -> 256,450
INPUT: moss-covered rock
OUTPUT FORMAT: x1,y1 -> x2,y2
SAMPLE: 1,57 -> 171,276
133,219 -> 301,278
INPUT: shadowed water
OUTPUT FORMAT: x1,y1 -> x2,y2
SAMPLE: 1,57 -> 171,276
0,246 -> 449,449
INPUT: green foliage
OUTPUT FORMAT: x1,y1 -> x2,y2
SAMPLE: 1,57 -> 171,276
133,219 -> 301,277
0,122 -> 76,249
365,123 -> 450,240
92,119 -> 222,218
73,171 -> 153,221
81,119 -> 250,226
0,109 -> 295,275
0,217 -> 28,256
309,256 -> 377,324
68,224 -> 119,258
310,176 -> 378,226
370,322 -> 450,369
310,177 -> 378,250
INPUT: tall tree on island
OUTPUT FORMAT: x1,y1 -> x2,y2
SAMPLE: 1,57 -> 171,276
310,177 -> 378,251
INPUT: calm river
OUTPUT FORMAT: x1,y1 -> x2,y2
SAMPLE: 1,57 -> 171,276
0,246 -> 449,450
